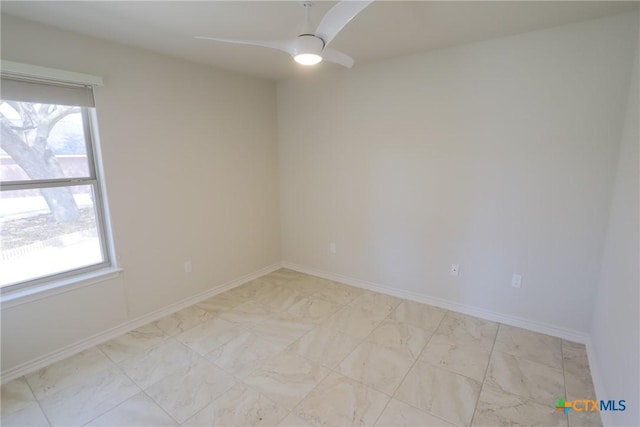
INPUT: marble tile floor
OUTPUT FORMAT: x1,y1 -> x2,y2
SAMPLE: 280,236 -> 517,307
1,269 -> 601,426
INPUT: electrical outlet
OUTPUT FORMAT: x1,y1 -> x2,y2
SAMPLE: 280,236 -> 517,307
184,261 -> 192,274
511,274 -> 522,288
329,243 -> 337,254
450,264 -> 460,276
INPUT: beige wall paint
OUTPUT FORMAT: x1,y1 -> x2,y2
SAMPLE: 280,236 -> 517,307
591,15 -> 639,426
277,12 -> 638,333
1,15 -> 280,371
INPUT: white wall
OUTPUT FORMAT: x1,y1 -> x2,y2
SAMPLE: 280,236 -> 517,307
590,19 -> 639,426
278,12 -> 638,334
1,15 -> 280,372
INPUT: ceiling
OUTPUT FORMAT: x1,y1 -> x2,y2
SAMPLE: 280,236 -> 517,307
2,1 -> 637,81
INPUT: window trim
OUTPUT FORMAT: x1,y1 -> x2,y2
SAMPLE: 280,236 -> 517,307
0,63 -> 118,297
0,267 -> 123,309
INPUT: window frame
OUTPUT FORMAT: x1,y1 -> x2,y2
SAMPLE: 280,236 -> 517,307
0,68 -> 117,295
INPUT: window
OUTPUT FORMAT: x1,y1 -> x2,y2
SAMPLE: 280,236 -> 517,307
0,72 -> 112,291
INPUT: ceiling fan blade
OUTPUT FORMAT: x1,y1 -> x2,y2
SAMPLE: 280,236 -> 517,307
315,1 -> 373,46
195,36 -> 295,55
322,48 -> 355,68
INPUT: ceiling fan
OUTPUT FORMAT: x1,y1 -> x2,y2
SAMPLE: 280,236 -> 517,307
195,1 -> 373,68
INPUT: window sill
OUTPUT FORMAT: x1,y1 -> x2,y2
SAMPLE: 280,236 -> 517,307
0,267 -> 123,309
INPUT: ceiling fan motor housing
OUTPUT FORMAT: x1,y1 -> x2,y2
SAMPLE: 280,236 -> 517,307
292,35 -> 325,57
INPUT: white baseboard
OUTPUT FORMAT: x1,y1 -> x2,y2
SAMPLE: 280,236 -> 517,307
1,262 -> 283,383
282,261 -> 590,344
584,337 -> 609,425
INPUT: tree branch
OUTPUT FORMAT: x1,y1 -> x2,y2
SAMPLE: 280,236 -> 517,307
33,105 -> 80,151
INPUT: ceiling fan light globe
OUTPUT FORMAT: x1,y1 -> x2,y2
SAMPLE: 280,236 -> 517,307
294,53 -> 323,65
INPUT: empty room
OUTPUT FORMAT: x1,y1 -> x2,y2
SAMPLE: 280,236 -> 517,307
0,1 -> 638,426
